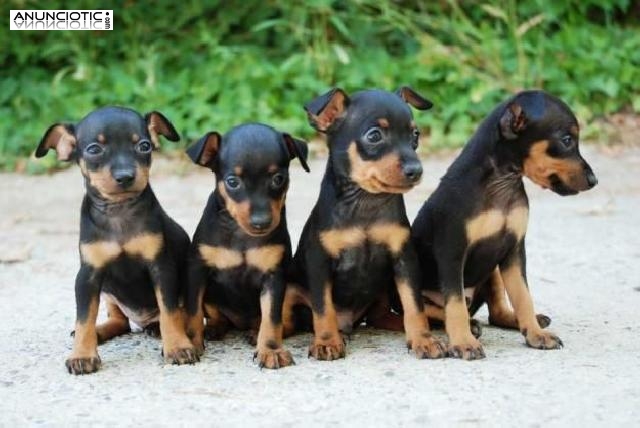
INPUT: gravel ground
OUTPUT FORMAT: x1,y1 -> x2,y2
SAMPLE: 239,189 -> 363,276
0,146 -> 638,427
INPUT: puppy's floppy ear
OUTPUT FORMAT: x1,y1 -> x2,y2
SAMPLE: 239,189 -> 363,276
187,132 -> 221,170
282,133 -> 310,173
396,86 -> 433,110
145,111 -> 180,147
499,103 -> 527,140
304,88 -> 349,132
500,92 -> 546,140
36,123 -> 77,161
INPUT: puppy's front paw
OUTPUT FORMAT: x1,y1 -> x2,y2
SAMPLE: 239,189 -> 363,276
408,332 -> 447,359
65,354 -> 101,375
163,346 -> 199,365
448,335 -> 485,360
254,348 -> 295,369
308,334 -> 346,361
524,329 -> 563,350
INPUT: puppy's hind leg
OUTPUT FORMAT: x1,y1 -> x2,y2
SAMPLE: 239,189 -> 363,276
96,298 -> 131,343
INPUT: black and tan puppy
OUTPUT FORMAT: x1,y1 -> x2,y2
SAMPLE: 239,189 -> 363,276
283,87 -> 447,361
411,90 -> 598,359
185,123 -> 309,369
36,107 -> 199,374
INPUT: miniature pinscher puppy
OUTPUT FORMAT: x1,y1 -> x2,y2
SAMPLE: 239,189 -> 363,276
411,90 -> 598,360
283,87 -> 447,361
185,123 -> 309,369
36,107 -> 199,374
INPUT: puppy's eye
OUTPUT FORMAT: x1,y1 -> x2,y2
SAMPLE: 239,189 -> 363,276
85,143 -> 104,156
271,173 -> 286,188
136,140 -> 152,154
365,127 -> 383,144
561,135 -> 573,148
225,176 -> 241,190
412,129 -> 420,149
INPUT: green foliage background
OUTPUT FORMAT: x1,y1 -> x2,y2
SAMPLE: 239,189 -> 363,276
1,0 -> 639,170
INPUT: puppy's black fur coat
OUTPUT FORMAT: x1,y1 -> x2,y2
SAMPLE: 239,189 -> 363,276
411,91 -> 597,359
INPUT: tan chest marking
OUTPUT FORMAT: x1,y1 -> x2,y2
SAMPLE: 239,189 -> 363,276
122,233 -> 163,261
199,244 -> 244,270
80,241 -> 122,269
320,227 -> 367,258
466,207 -> 528,245
368,223 -> 409,255
506,206 -> 528,240
246,245 -> 285,272
199,244 -> 285,272
320,223 -> 409,258
79,233 -> 163,269
465,209 -> 504,244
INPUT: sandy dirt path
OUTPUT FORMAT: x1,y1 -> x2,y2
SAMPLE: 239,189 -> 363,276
0,146 -> 638,426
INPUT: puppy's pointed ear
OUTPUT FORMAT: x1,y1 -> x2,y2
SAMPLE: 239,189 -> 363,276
145,111 -> 180,147
187,132 -> 221,170
282,133 -> 310,173
304,88 -> 349,132
36,123 -> 77,161
396,86 -> 433,110
499,103 -> 527,140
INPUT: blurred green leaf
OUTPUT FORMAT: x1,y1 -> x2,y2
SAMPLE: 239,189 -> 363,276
0,0 -> 638,171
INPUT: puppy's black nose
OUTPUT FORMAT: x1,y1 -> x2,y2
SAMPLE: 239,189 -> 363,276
586,171 -> 598,188
250,213 -> 272,231
113,170 -> 136,188
402,162 -> 423,182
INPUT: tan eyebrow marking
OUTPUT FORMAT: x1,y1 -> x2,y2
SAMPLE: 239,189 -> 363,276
570,125 -> 579,137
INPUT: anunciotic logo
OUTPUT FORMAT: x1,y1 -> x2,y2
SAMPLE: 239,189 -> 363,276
10,10 -> 113,30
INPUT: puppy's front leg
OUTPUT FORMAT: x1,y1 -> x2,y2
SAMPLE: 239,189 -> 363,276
437,247 -> 486,360
500,242 -> 562,350
394,243 -> 447,359
185,254 -> 207,356
306,242 -> 345,361
151,256 -> 199,365
255,272 -> 294,369
66,265 -> 102,375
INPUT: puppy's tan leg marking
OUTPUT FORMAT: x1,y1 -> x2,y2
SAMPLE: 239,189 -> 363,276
282,284 -> 310,337
203,302 -> 229,340
397,279 -> 446,359
501,264 -> 562,349
155,289 -> 198,364
424,303 -> 445,322
96,298 -> 130,343
255,292 -> 294,369
486,267 -> 519,329
66,296 -> 101,374
309,283 -> 345,361
445,296 -> 485,360
186,287 -> 205,355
